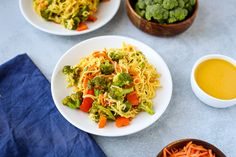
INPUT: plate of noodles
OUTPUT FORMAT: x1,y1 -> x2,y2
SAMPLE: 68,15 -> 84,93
19,0 -> 120,35
51,36 -> 172,136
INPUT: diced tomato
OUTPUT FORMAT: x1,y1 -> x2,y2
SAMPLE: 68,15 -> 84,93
127,91 -> 139,106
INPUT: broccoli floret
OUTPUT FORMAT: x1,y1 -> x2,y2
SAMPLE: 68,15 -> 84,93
108,49 -> 124,62
138,100 -> 155,115
100,60 -> 114,75
62,92 -> 82,109
169,8 -> 188,23
162,0 -> 178,10
178,0 -> 185,8
145,4 -> 169,22
136,0 -> 146,9
40,10 -> 50,20
91,76 -> 108,90
109,87 -> 134,101
62,65 -> 80,87
113,73 -> 133,87
135,3 -> 146,17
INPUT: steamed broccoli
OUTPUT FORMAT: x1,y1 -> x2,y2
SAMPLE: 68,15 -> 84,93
108,49 -> 124,62
100,60 -> 114,75
62,92 -> 82,109
109,86 -> 134,100
113,73 -> 133,87
138,100 -> 155,115
62,65 -> 80,87
91,76 -> 108,90
135,0 -> 196,24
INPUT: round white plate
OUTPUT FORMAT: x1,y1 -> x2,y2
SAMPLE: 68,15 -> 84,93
51,36 -> 173,136
19,0 -> 120,35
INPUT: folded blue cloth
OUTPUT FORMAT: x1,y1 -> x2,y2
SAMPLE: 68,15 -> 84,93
0,54 -> 106,157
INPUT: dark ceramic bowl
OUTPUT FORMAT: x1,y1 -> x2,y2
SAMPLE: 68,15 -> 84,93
126,0 -> 198,36
156,139 -> 226,157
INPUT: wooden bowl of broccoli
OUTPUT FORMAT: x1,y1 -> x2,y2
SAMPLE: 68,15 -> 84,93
126,0 -> 198,36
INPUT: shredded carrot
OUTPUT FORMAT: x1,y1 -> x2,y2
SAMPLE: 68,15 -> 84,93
83,77 -> 89,89
76,23 -> 88,31
92,51 -> 114,63
99,94 -> 105,106
162,142 -> 216,157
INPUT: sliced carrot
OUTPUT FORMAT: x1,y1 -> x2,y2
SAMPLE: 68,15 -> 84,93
76,23 -> 88,31
80,89 -> 94,112
87,15 -> 97,22
115,117 -> 130,127
98,115 -> 107,128
127,91 -> 139,106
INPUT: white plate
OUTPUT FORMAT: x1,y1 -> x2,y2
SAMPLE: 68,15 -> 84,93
51,36 -> 173,136
19,0 -> 120,35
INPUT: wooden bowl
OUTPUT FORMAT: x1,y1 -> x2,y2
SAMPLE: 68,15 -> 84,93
156,139 -> 226,157
126,0 -> 198,36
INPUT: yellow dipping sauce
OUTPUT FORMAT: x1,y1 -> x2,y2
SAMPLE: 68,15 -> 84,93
195,58 -> 236,100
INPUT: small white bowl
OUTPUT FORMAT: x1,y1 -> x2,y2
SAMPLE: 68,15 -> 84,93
191,54 -> 236,108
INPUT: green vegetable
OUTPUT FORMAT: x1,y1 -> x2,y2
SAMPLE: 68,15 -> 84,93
135,0 -> 196,24
109,86 -> 134,101
62,92 -> 82,109
100,60 -> 114,75
91,76 -> 108,90
122,102 -> 132,112
62,65 -> 80,87
113,73 -> 133,87
94,89 -> 100,96
108,49 -> 124,62
138,100 -> 155,115
162,0 -> 178,10
97,105 -> 116,120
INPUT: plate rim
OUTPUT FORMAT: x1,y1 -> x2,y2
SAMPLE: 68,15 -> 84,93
51,35 -> 173,136
19,0 -> 121,36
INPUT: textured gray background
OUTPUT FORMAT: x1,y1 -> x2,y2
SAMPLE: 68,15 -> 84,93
1,0 -> 236,157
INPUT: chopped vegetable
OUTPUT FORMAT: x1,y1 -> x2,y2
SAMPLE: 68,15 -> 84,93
100,60 -> 114,75
87,15 -> 97,22
115,117 -> 130,127
108,49 -> 124,62
138,100 -> 155,115
97,105 -> 115,120
109,86 -> 134,101
91,76 -> 108,90
127,91 -> 139,106
98,115 -> 107,128
62,92 -> 82,109
80,89 -> 94,112
76,23 -> 88,31
113,72 -> 133,87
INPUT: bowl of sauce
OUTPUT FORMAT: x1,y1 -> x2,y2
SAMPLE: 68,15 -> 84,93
191,54 -> 236,108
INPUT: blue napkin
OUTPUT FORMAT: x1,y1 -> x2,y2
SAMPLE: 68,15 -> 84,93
0,54 -> 106,157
